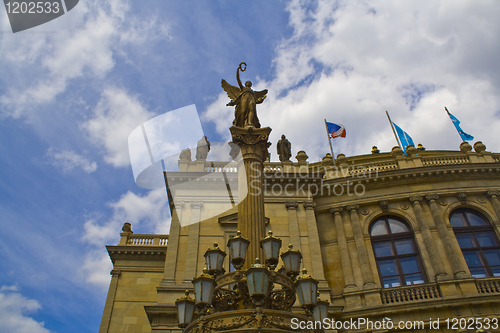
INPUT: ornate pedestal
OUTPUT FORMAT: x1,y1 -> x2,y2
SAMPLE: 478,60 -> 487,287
230,126 -> 271,268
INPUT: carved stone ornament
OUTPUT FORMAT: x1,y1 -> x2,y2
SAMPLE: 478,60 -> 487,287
477,195 -> 487,204
391,146 -> 404,157
230,126 -> 272,162
456,192 -> 467,203
295,150 -> 308,163
122,222 -> 132,233
473,141 -> 487,153
303,201 -> 316,210
330,207 -> 343,215
346,204 -> 359,211
487,190 -> 500,198
425,194 -> 439,202
378,200 -> 389,212
460,141 -> 472,153
438,198 -> 448,206
276,134 -> 292,162
285,201 -> 298,210
405,144 -> 417,156
409,196 -> 423,204
336,153 -> 347,164
360,207 -> 370,215
400,203 -> 410,210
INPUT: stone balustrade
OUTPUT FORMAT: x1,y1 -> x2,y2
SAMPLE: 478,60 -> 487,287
119,234 -> 168,246
380,283 -> 442,304
476,277 -> 500,294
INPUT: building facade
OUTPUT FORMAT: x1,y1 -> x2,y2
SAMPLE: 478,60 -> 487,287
99,140 -> 500,333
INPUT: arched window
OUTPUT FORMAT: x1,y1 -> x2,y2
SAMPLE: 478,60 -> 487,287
370,216 -> 426,288
450,208 -> 500,278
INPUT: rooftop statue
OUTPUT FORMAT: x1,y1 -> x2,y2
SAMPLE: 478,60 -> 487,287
277,134 -> 291,162
222,62 -> 268,128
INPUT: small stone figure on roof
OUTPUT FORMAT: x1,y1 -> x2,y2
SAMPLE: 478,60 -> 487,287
277,134 -> 291,162
222,62 -> 268,128
179,148 -> 192,161
228,142 -> 240,161
196,136 -> 210,160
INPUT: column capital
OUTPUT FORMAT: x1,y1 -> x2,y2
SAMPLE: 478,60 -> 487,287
285,201 -> 298,210
426,194 -> 439,202
330,207 -> 343,215
190,201 -> 204,209
378,200 -> 389,212
303,201 -> 316,210
346,204 -> 359,211
487,190 -> 500,198
409,195 -> 423,204
110,270 -> 122,277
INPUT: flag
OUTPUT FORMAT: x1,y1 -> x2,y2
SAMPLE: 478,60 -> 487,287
445,107 -> 474,141
393,122 -> 414,153
326,122 -> 346,139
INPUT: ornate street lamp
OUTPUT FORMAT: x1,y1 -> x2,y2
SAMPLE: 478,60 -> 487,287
204,242 -> 226,277
175,290 -> 195,328
192,266 -> 216,313
295,268 -> 319,312
227,231 -> 250,270
260,231 -> 282,270
312,291 -> 329,322
244,258 -> 271,307
280,244 -> 302,280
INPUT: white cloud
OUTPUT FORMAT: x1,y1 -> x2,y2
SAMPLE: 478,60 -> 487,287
81,188 -> 170,290
0,0 -> 170,118
0,286 -> 52,333
82,87 -> 156,167
205,0 -> 500,161
46,148 -> 97,173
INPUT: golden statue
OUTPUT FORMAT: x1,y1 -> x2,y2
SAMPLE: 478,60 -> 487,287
222,62 -> 268,128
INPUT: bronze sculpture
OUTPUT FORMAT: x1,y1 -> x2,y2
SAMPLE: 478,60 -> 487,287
277,134 -> 291,162
222,62 -> 268,128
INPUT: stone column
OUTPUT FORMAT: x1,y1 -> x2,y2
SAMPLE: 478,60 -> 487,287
303,201 -> 325,280
286,201 -> 301,251
161,203 -> 183,283
330,207 -> 356,291
184,201 -> 202,280
230,126 -> 271,268
98,270 -> 121,333
487,190 -> 500,221
409,196 -> 447,280
346,204 -> 375,288
425,195 -> 469,278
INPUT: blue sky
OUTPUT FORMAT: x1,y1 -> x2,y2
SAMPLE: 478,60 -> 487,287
1,1 -> 500,332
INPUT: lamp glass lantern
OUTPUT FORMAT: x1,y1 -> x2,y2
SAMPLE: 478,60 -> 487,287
204,242 -> 226,276
294,269 -> 319,308
260,231 -> 282,269
280,244 -> 302,278
244,259 -> 271,299
312,298 -> 329,322
227,231 -> 250,270
175,290 -> 195,328
192,268 -> 216,305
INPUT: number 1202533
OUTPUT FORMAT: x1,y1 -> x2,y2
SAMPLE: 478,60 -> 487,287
5,2 -> 60,14
446,317 -> 498,330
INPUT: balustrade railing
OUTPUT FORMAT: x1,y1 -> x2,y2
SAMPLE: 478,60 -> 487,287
421,156 -> 470,166
476,278 -> 500,294
380,284 -> 441,304
126,234 -> 168,246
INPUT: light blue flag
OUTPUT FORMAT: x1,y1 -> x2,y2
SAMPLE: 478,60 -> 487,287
445,107 -> 474,141
393,122 -> 415,154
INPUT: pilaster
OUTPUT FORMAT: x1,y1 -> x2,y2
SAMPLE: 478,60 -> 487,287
409,196 -> 447,280
285,201 -> 301,252
330,207 -> 356,292
184,201 -> 202,280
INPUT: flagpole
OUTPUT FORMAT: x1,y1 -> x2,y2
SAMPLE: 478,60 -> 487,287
444,106 -> 465,142
324,119 -> 335,159
386,111 -> 403,150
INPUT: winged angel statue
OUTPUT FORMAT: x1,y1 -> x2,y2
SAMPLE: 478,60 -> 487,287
222,62 -> 268,128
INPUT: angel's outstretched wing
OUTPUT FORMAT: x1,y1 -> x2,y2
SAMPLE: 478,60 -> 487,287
221,80 -> 241,101
255,89 -> 268,103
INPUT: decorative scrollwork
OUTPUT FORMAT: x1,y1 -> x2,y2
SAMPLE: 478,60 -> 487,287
269,288 -> 296,311
212,288 -> 238,312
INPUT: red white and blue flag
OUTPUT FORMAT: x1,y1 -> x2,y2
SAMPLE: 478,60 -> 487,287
326,122 -> 346,139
